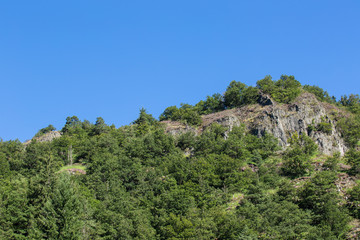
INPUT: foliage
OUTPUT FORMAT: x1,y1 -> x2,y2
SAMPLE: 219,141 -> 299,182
287,132 -> 318,156
347,182 -> 360,218
93,117 -> 108,135
223,81 -> 260,109
0,116 -> 354,239
340,94 -> 360,114
41,173 -> 87,239
34,124 -> 56,138
242,86 -> 260,105
337,116 -> 360,148
345,148 -> 360,175
58,164 -> 86,172
133,108 -> 157,135
257,75 -> 302,103
223,80 -> 247,108
159,104 -> 202,126
303,85 -> 335,103
2,76 -> 360,239
282,147 -> 312,178
133,107 -> 157,126
316,122 -> 332,135
175,131 -> 196,151
282,133 -> 317,178
0,152 -> 10,178
299,171 -> 351,237
323,152 -> 340,172
308,117 -> 333,135
196,93 -> 225,115
159,105 -> 178,121
61,116 -> 82,133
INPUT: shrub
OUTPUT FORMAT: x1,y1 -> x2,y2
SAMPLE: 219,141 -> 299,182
316,121 -> 332,135
257,75 -> 301,103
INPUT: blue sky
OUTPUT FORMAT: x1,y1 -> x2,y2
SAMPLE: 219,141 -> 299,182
1,0 -> 359,141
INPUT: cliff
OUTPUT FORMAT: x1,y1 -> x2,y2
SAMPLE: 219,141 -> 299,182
165,92 -> 350,155
24,130 -> 62,145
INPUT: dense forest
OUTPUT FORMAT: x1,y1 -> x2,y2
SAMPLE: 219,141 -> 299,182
1,75 -> 360,239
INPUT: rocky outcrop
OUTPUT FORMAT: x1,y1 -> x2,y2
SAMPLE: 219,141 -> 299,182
24,131 -> 61,145
164,92 -> 350,156
162,120 -> 197,135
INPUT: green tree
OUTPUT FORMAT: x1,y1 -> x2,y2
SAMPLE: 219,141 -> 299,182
61,116 -> 81,133
34,124 -> 56,138
340,94 -> 360,114
303,85 -> 335,103
347,183 -> 360,218
133,107 -> 157,125
288,133 -> 317,156
133,108 -> 157,135
0,177 -> 29,239
224,80 -> 247,108
159,106 -> 179,121
196,93 -> 225,114
176,131 -> 196,151
93,117 -> 108,135
282,147 -> 312,178
0,152 -> 10,178
337,116 -> 360,148
274,75 -> 301,103
159,104 -> 201,126
256,75 -> 275,95
0,139 -> 24,172
345,148 -> 360,175
323,152 -> 340,172
299,171 -> 350,236
22,141 -> 61,177
242,86 -> 260,105
41,173 -> 86,239
257,75 -> 301,103
282,133 -> 317,178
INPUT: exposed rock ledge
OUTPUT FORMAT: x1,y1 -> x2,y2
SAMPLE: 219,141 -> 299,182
24,131 -> 61,145
164,92 -> 350,156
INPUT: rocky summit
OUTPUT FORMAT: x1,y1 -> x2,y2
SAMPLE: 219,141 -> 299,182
165,92 -> 349,155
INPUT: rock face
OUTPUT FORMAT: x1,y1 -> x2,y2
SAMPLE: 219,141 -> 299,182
162,120 -> 197,136
165,92 -> 350,156
24,131 -> 62,145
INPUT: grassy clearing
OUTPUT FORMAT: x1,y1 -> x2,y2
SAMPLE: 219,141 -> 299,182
58,164 -> 86,173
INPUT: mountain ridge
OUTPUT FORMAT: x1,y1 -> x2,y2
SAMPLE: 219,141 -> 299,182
164,91 -> 350,155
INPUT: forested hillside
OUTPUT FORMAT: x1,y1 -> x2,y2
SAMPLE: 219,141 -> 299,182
1,75 -> 360,239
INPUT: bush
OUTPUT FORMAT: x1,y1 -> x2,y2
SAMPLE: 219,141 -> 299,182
159,104 -> 202,126
303,85 -> 335,103
223,80 -> 247,108
337,116 -> 360,148
282,147 -> 312,178
345,148 -> 360,175
34,124 -> 56,138
307,118 -> 332,135
316,122 -> 332,135
257,75 -> 301,103
196,93 -> 225,115
340,94 -> 360,114
282,133 -> 317,178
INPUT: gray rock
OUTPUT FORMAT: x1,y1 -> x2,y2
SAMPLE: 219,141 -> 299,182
25,131 -> 62,145
164,92 -> 349,156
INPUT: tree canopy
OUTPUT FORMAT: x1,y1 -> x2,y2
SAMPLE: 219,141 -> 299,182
1,77 -> 360,239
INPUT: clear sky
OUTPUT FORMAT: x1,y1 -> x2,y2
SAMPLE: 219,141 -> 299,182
1,0 -> 359,142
